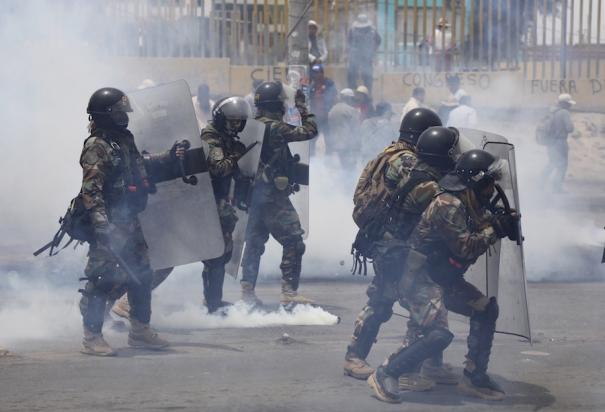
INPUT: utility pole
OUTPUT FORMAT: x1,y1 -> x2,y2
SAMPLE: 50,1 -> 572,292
287,0 -> 310,66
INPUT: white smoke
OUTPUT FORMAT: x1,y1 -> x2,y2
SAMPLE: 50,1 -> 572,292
154,301 -> 339,330
1,0 -> 604,351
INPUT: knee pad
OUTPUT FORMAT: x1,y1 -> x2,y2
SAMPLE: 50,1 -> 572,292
471,296 -> 499,324
283,237 -> 305,256
424,327 -> 454,350
485,297 -> 499,323
373,304 -> 393,323
88,272 -> 124,296
294,239 -> 306,257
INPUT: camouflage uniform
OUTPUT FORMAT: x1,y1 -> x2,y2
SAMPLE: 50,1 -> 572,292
199,122 -> 245,310
347,157 -> 447,360
396,189 -> 500,374
79,127 -> 171,334
240,108 -> 318,292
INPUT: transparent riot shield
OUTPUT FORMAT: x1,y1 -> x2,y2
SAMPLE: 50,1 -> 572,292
225,118 -> 265,278
128,80 -> 224,270
283,65 -> 311,238
459,128 -> 531,342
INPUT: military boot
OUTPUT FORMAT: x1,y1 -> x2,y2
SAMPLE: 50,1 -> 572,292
368,366 -> 401,404
343,355 -> 375,380
398,373 -> 435,391
128,319 -> 170,350
280,281 -> 314,305
241,281 -> 263,306
81,328 -> 116,357
421,359 -> 459,385
458,368 -> 505,401
111,295 -> 130,320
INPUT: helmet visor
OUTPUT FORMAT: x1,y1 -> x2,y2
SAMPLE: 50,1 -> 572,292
470,158 -> 507,185
110,95 -> 133,113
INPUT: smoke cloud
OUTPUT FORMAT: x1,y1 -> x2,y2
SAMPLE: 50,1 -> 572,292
1,0 -> 604,349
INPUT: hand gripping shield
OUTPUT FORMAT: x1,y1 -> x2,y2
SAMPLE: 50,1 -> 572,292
459,128 -> 531,342
127,80 -> 224,270
226,118 -> 265,278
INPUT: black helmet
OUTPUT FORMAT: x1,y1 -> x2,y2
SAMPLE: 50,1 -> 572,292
212,96 -> 251,136
87,87 -> 133,128
415,126 -> 460,170
254,81 -> 285,113
399,108 -> 442,145
440,149 -> 503,191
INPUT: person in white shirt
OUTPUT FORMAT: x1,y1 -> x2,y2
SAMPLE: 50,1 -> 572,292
400,87 -> 426,122
308,20 -> 328,65
447,94 -> 477,128
430,18 -> 454,71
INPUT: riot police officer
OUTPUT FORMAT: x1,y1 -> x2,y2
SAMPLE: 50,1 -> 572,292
79,87 -> 172,356
369,149 -> 518,402
200,96 -> 252,313
240,81 -> 318,305
345,108 -> 448,385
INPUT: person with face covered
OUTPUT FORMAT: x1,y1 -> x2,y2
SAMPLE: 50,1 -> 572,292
240,81 -> 318,305
198,96 -> 253,312
110,96 -> 253,316
79,87 -> 177,356
368,149 -> 519,403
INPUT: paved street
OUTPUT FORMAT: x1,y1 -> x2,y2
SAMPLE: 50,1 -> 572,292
1,278 -> 603,412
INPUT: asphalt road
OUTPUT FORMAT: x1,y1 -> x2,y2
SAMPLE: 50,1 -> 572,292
1,279 -> 604,412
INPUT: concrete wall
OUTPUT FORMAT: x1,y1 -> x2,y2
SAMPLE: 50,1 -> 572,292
110,57 -> 605,112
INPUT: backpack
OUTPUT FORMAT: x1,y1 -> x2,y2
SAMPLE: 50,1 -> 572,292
33,194 -> 94,257
535,109 -> 559,146
352,146 -> 400,230
350,144 -> 415,275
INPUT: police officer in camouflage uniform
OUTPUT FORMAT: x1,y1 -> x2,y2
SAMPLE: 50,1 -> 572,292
200,96 -> 252,313
79,87 -> 173,356
110,96 -> 252,316
368,149 -> 519,403
240,81 -> 318,305
345,109 -> 451,386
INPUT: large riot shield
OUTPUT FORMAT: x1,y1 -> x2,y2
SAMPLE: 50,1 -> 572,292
128,80 -> 224,270
459,128 -> 531,342
225,119 -> 265,278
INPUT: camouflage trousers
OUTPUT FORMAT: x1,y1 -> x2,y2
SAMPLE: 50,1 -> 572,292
389,265 -> 497,374
241,191 -> 305,290
80,219 -> 153,334
346,239 -> 448,360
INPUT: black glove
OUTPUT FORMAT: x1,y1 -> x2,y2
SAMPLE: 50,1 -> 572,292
295,89 -> 306,108
232,140 -> 247,159
170,139 -> 191,160
492,213 -> 519,241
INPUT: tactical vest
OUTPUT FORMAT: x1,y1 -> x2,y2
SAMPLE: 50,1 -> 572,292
87,129 -> 151,220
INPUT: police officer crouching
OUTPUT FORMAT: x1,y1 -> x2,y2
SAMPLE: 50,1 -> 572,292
369,149 -> 519,402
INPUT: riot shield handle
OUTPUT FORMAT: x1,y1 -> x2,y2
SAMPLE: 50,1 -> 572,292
177,140 -> 198,186
492,184 -> 523,245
